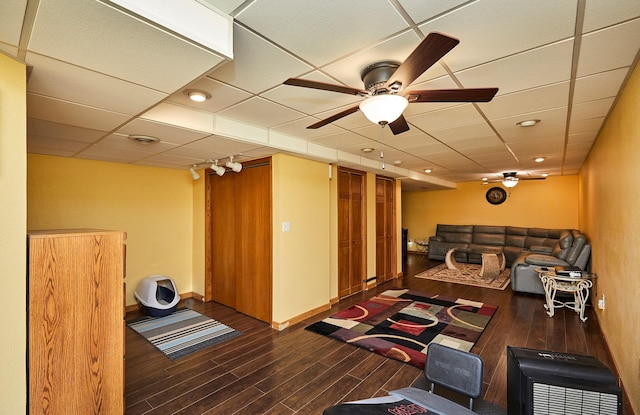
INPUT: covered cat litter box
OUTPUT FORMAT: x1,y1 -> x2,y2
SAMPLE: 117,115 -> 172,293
134,275 -> 180,317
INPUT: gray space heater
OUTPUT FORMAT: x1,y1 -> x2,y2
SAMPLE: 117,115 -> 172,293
507,346 -> 622,415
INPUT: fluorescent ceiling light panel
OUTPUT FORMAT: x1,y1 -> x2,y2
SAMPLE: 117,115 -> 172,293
103,0 -> 233,58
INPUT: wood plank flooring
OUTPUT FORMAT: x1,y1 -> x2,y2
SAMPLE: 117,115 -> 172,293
125,254 -> 633,414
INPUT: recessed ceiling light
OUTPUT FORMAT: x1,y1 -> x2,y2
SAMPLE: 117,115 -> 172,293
542,173 -> 549,177
128,134 -> 160,144
481,177 -> 488,181
361,147 -> 374,153
516,119 -> 540,127
424,169 -> 432,173
184,89 -> 211,102
393,160 -> 403,165
534,157 -> 546,163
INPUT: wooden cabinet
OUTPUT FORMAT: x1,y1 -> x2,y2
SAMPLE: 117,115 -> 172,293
337,167 -> 365,298
27,229 -> 126,415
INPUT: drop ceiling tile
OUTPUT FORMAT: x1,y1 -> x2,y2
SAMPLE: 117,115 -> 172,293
218,97 -> 305,128
208,24 -> 312,94
482,82 -> 569,120
310,131 -> 374,149
29,0 -> 226,92
27,134 -> 89,152
270,117 -> 343,140
455,39 -> 574,96
95,134 -> 179,154
571,97 -> 615,121
577,19 -> 640,77
419,0 -> 577,72
263,73 -> 361,115
27,145 -> 77,158
28,118 -> 107,143
398,0 -> 470,24
321,31 -> 445,90
1,0 -> 27,47
78,145 -> 151,163
408,104 -> 486,132
181,135 -> 264,155
167,77 -> 252,113
115,119 -> 210,146
583,1 -> 640,32
573,68 -> 628,104
492,107 -> 568,143
199,0 -> 246,15
569,117 -> 605,135
384,131 -> 430,151
235,0 -> 408,67
26,53 -> 167,115
430,122 -> 497,143
27,93 -> 131,131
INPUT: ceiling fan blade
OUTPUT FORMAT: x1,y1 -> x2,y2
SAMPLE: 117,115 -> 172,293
389,115 -> 410,135
284,78 -> 367,96
307,105 -> 360,129
386,32 -> 459,90
520,177 -> 546,181
405,88 -> 499,103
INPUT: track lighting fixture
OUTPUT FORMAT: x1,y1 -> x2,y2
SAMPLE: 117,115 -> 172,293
210,160 -> 226,176
189,166 -> 200,181
225,156 -> 242,172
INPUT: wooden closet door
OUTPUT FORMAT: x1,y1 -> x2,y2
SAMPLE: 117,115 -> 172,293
206,158 -> 272,323
235,161 -> 272,322
338,168 -> 365,298
209,172 -> 236,307
376,176 -> 395,283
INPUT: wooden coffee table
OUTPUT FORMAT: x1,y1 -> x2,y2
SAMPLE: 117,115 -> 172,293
445,247 -> 505,280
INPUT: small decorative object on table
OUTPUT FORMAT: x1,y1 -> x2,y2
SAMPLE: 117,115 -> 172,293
536,267 -> 595,322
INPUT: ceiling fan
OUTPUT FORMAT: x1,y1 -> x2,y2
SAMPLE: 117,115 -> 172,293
283,32 -> 499,135
484,172 -> 546,188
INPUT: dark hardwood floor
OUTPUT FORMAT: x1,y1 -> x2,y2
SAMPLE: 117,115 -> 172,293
125,254 -> 632,414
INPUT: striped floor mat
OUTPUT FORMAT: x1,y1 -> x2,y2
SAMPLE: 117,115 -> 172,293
127,308 -> 242,360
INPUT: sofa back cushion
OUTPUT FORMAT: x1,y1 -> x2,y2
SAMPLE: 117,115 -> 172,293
507,226 -> 528,236
551,230 -> 574,260
565,230 -> 588,264
506,234 -> 527,247
437,225 -> 473,244
473,226 -> 506,246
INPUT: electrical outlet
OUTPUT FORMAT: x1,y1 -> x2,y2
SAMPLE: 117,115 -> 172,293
597,294 -> 605,310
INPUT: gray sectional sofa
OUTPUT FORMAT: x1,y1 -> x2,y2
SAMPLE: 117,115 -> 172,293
427,224 -> 591,294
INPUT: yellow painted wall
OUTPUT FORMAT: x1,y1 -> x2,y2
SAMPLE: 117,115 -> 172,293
402,176 -> 579,250
192,170 -> 206,298
0,53 -> 27,413
580,63 -> 640,413
272,154 -> 330,324
27,155 -> 195,306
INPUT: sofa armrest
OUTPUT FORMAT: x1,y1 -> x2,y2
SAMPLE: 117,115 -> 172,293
524,254 -> 570,267
529,245 -> 553,254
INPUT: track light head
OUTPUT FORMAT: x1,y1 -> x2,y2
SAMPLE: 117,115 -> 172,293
210,160 -> 225,176
226,156 -> 242,172
226,156 -> 242,173
189,166 -> 200,181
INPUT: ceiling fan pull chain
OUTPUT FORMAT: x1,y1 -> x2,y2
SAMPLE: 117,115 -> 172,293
380,124 -> 385,169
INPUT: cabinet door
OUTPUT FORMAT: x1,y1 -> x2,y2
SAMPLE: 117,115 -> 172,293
338,168 -> 365,298
376,176 -> 395,283
28,230 -> 125,415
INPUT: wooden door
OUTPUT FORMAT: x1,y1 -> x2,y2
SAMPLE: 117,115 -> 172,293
235,161 -> 272,322
376,176 -> 395,283
338,168 -> 365,298
206,158 -> 272,323
208,172 -> 236,307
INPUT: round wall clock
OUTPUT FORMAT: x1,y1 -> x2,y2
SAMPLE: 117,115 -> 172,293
486,186 -> 507,205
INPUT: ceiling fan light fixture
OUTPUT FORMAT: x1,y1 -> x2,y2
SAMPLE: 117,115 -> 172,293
502,178 -> 519,188
359,94 -> 408,125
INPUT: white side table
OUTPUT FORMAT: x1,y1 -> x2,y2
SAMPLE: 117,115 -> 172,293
536,268 -> 594,322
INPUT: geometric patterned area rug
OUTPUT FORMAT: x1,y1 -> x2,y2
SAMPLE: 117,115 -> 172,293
415,263 -> 511,290
127,308 -> 242,360
305,289 -> 497,369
